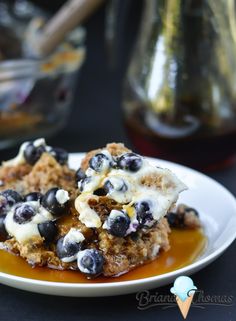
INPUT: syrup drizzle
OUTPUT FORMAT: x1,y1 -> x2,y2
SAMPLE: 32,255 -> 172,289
0,228 -> 206,283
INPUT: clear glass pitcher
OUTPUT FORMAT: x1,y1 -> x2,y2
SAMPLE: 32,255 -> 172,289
121,0 -> 236,170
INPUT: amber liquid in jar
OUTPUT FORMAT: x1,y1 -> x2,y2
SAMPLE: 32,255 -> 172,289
124,105 -> 236,171
125,107 -> 236,170
0,228 -> 206,283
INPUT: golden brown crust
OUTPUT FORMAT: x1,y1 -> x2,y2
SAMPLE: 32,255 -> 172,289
105,143 -> 131,156
22,153 -> 76,196
0,153 -> 77,198
2,237 -> 72,269
100,218 -> 170,276
0,163 -> 32,186
88,196 -> 122,223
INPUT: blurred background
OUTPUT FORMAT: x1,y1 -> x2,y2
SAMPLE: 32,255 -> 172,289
0,0 -> 236,171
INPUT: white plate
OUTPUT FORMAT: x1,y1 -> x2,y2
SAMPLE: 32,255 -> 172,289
0,153 -> 236,297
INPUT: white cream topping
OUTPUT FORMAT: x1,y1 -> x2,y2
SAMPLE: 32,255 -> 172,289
85,167 -> 96,177
108,209 -> 123,221
55,189 -> 70,205
104,160 -> 186,221
75,150 -> 187,231
151,244 -> 160,258
97,150 -> 112,174
126,210 -> 139,234
45,146 -> 53,153
31,206 -> 53,223
1,138 -> 64,168
102,220 -> 108,230
101,150 -> 113,160
2,138 -> 47,167
5,201 -> 53,244
33,138 -> 46,147
78,175 -> 102,193
103,176 -> 134,204
61,228 -> 85,263
2,142 -> 30,167
132,189 -> 168,222
75,194 -> 102,228
63,228 -> 85,245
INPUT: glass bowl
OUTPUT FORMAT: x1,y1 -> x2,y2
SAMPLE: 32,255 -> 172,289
0,0 -> 86,149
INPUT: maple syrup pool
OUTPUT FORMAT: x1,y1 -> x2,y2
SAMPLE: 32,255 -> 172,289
0,228 -> 207,283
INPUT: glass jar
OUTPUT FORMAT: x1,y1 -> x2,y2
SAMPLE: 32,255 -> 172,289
123,0 -> 236,170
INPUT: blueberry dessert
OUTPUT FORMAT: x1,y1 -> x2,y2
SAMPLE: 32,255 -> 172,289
0,141 -> 202,278
73,142 -> 189,276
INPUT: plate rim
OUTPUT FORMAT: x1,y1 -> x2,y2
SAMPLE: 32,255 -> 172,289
0,153 -> 236,289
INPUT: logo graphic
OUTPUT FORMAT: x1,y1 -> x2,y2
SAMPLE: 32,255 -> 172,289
170,276 -> 197,319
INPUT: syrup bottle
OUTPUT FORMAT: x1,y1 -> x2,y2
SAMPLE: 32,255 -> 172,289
123,0 -> 236,170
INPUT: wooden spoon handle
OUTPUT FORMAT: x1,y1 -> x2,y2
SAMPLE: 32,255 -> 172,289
37,0 -> 104,57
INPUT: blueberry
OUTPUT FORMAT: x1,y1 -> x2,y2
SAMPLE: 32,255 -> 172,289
56,236 -> 82,261
24,192 -> 43,202
23,142 -> 46,165
104,178 -> 128,194
130,232 -> 139,241
0,214 -> 9,241
1,189 -> 22,207
135,201 -> 154,227
41,187 -> 69,217
89,153 -> 111,172
38,221 -> 58,243
75,168 -> 86,183
0,190 -> 22,215
78,177 -> 92,192
13,203 -> 36,224
166,212 -> 183,228
117,153 -> 143,172
185,207 -> 199,217
107,210 -> 130,237
77,249 -> 104,275
103,180 -> 113,193
51,147 -> 68,165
